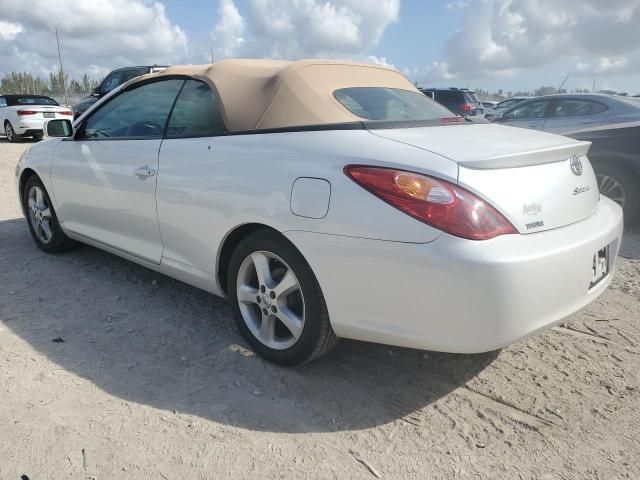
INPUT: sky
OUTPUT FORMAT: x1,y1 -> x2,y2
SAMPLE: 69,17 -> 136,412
1,0 -> 639,95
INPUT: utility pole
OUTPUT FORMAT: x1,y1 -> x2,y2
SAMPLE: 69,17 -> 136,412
558,73 -> 570,93
210,45 -> 215,64
592,79 -> 596,93
55,28 -> 69,107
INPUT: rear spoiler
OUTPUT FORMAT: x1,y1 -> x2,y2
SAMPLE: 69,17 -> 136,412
459,141 -> 592,170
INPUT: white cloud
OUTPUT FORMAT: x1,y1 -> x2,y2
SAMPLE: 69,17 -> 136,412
445,1 -> 471,10
419,0 -> 640,84
212,0 -> 246,59
211,0 -> 400,60
0,20 -> 23,41
0,0 -> 187,78
365,55 -> 396,70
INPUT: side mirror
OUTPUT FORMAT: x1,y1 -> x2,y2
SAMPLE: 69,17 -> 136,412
44,119 -> 74,138
92,86 -> 101,96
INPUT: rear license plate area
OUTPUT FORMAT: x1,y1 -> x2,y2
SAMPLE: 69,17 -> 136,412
589,243 -> 611,289
43,112 -> 55,118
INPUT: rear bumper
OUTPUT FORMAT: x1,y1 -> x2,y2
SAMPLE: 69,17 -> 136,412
15,118 -> 45,134
285,197 -> 624,353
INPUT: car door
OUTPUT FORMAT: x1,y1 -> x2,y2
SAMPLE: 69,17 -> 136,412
499,99 -> 551,130
156,79 -> 228,272
543,99 -> 609,134
50,78 -> 185,264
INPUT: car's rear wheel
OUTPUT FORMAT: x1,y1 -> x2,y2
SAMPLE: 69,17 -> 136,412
594,162 -> 639,224
22,175 -> 79,253
5,121 -> 21,143
227,230 -> 338,365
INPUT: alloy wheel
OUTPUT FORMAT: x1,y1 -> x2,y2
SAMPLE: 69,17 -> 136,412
6,123 -> 15,142
597,174 -> 626,208
236,251 -> 305,350
27,185 -> 54,244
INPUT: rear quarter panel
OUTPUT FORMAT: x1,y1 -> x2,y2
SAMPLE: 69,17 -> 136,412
156,129 -> 458,274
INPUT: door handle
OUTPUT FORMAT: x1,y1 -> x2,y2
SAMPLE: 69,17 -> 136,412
134,166 -> 156,178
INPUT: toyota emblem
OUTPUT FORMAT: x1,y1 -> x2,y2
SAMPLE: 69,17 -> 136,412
570,155 -> 583,176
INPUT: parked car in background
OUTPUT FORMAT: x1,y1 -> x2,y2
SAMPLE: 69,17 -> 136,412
484,96 -> 532,120
566,121 -> 640,223
481,101 -> 498,110
419,87 -> 484,117
72,65 -> 167,119
17,59 -> 622,365
492,94 -> 640,134
0,94 -> 72,142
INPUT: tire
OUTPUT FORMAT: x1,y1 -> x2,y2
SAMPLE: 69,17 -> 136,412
227,229 -> 338,365
594,162 -> 640,225
5,121 -> 21,143
22,175 -> 79,253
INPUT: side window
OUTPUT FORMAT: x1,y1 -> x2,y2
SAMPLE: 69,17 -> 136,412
82,79 -> 184,139
590,102 -> 608,115
503,101 -> 549,120
498,99 -> 515,109
122,68 -> 147,83
552,100 -> 593,117
166,80 -> 227,138
0,97 -> 6,108
100,71 -> 124,94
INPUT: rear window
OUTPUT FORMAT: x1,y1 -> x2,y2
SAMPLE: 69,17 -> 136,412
334,87 -> 454,121
7,96 -> 58,106
464,92 -> 480,103
616,96 -> 640,108
434,91 -> 463,104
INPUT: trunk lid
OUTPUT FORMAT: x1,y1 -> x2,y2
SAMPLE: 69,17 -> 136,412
369,124 -> 599,234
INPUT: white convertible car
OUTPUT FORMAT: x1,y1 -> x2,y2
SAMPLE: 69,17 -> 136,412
16,60 -> 623,365
1,94 -> 73,142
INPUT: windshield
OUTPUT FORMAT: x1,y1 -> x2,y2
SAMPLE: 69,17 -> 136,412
334,87 -> 455,121
7,96 -> 58,106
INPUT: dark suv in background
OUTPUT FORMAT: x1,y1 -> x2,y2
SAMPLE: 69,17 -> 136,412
72,65 -> 167,119
419,87 -> 483,117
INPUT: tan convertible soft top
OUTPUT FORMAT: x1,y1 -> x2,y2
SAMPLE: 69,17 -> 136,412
132,59 -> 420,131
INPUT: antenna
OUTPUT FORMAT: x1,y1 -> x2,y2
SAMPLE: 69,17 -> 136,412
55,28 -> 69,107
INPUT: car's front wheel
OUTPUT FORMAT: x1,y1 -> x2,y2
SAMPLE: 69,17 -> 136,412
22,175 -> 78,253
228,230 -> 338,365
5,121 -> 21,143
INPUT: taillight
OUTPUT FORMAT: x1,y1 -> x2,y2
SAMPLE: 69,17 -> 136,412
59,111 -> 73,116
17,110 -> 37,116
344,166 -> 517,240
460,103 -> 473,113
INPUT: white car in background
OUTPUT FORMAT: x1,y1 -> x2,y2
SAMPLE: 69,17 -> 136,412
15,60 -> 623,365
1,95 -> 73,142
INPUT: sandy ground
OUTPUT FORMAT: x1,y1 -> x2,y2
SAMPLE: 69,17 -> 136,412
1,138 -> 639,480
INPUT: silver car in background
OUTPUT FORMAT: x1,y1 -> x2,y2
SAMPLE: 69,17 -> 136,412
484,96 -> 532,120
492,93 -> 640,134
